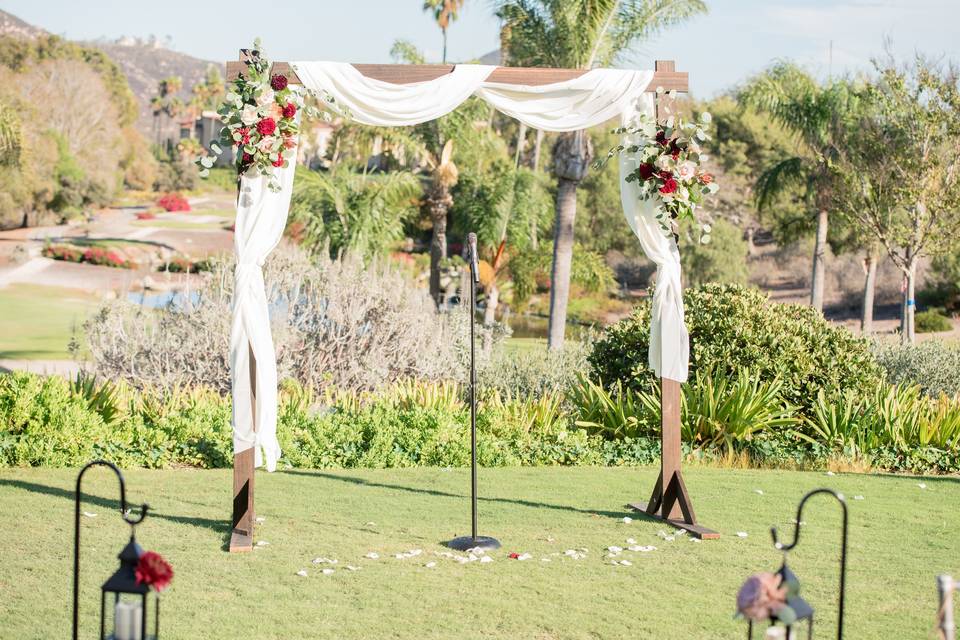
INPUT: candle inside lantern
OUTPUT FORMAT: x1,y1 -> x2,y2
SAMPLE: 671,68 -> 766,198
114,601 -> 133,640
763,627 -> 787,640
131,601 -> 143,640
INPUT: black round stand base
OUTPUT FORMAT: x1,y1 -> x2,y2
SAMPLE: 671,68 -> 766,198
446,535 -> 501,551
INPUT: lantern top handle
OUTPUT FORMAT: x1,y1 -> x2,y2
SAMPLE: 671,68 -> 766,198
75,459 -> 149,526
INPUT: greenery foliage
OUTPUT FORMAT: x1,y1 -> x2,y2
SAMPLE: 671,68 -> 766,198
681,218 -> 749,287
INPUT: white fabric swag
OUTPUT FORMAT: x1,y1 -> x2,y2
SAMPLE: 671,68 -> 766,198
232,62 -> 690,472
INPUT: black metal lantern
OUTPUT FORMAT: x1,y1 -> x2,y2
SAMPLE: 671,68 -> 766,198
742,488 -> 848,640
73,460 -> 159,640
100,536 -> 159,640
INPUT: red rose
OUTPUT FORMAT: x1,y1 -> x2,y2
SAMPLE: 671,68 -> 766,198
508,552 -> 520,559
135,551 -> 174,592
655,130 -> 669,146
282,103 -> 297,119
272,152 -> 284,167
699,173 -> 713,184
270,74 -> 288,91
659,170 -> 673,180
236,127 -> 251,144
242,152 -> 254,164
257,118 -> 276,136
637,163 -> 655,180
659,178 -> 678,194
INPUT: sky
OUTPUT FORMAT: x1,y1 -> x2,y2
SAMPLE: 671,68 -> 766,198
2,0 -> 958,96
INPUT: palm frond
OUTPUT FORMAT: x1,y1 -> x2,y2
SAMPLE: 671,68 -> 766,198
754,156 -> 807,212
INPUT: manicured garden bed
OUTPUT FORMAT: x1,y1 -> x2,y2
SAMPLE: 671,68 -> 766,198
0,466 -> 953,639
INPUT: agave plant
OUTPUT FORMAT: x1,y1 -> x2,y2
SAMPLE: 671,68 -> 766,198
570,374 -> 659,439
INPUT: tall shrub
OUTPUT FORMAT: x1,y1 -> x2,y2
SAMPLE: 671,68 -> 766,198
589,284 -> 883,415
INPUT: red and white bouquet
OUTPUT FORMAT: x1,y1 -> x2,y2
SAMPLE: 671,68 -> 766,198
197,40 -> 326,192
602,91 -> 719,244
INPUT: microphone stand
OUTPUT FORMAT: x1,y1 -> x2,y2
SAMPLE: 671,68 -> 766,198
447,233 -> 501,552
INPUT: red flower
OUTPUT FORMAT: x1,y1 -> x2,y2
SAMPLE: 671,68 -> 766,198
282,102 -> 297,119
659,170 -> 673,180
699,173 -> 714,184
637,163 -> 655,180
242,152 -> 254,164
257,118 -> 277,136
655,130 -> 669,146
272,152 -> 284,167
508,552 -> 520,559
270,74 -> 288,91
236,127 -> 251,144
659,178 -> 678,194
135,551 -> 174,592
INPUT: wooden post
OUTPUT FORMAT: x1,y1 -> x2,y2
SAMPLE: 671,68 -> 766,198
624,61 -> 718,539
229,344 -> 257,552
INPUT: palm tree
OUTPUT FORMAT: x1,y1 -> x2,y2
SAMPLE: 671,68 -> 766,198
0,100 -> 22,168
423,0 -> 466,63
290,165 -> 421,260
739,63 -> 858,312
496,0 -> 707,349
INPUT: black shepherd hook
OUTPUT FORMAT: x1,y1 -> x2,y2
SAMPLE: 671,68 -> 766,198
72,460 -> 149,640
771,488 -> 848,640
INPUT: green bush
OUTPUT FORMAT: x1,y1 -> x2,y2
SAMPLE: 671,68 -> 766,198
478,341 -> 591,400
589,284 -> 884,416
915,308 -> 953,333
872,339 -> 960,397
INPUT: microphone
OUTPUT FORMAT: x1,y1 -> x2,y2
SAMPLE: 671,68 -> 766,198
467,233 -> 479,283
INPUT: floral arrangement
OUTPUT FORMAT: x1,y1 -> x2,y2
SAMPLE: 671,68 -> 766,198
600,89 -> 719,244
156,193 -> 191,212
197,39 -> 325,192
736,569 -> 803,627
135,551 -> 174,592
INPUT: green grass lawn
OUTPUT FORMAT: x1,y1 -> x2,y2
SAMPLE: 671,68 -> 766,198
0,284 -> 96,359
0,466 -> 954,639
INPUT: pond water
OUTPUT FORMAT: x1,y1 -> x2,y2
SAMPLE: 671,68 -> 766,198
127,290 -> 201,309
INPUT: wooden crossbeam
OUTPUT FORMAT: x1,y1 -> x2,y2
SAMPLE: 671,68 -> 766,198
226,57 -> 688,92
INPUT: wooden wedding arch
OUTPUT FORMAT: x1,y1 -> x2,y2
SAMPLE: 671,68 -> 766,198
223,54 -> 717,552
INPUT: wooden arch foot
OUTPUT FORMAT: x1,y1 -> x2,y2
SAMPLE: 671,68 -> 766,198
627,378 -> 719,540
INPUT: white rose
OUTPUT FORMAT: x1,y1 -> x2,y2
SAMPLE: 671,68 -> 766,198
700,112 -> 712,124
256,87 -> 275,106
678,161 -> 697,181
240,104 -> 260,126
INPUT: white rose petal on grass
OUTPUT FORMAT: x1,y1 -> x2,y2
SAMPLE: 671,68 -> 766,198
255,516 -> 266,523
541,558 -> 552,563
853,495 -> 865,501
425,562 -> 437,569
626,538 -> 637,545
321,568 -> 335,575
736,532 -> 749,538
82,511 -> 97,518
256,540 -> 270,547
346,565 -> 360,572
754,489 -> 764,495
295,570 -> 308,577
918,483 -> 927,489
608,546 -> 624,554
480,555 -> 494,563
364,552 -> 379,560
826,471 -> 836,476
620,560 -> 633,566
622,517 -> 633,524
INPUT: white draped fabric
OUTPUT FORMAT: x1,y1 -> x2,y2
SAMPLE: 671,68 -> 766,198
231,62 -> 690,471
